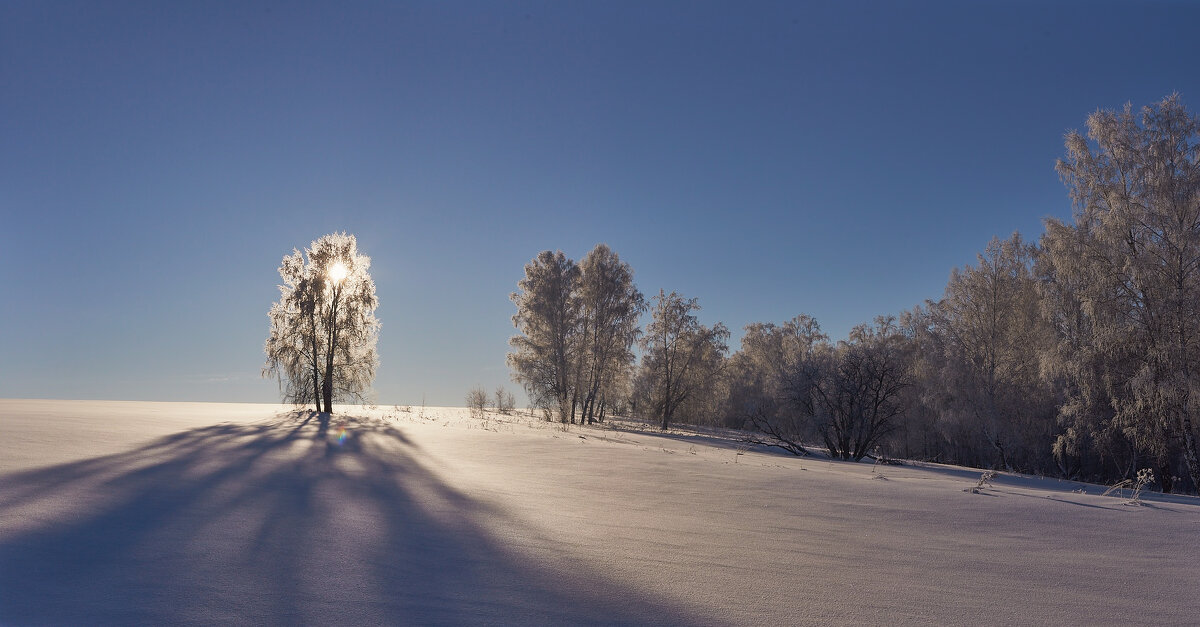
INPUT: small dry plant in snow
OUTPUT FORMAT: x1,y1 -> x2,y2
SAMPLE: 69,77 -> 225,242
466,386 -> 489,427
870,459 -> 888,480
870,450 -> 889,480
494,387 -> 516,416
1102,468 -> 1155,505
964,470 -> 997,493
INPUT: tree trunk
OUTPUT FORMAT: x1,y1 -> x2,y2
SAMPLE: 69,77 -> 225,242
1160,463 -> 1175,494
1181,409 -> 1200,493
659,366 -> 673,431
322,285 -> 341,414
311,364 -> 322,413
309,311 -> 323,413
322,337 -> 336,414
583,386 -> 598,424
322,324 -> 335,413
558,393 -> 570,424
993,438 -> 1009,471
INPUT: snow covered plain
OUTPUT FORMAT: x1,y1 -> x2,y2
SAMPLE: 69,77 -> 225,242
0,399 -> 1197,625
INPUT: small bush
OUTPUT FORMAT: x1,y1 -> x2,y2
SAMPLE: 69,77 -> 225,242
1103,468 -> 1155,505
494,387 -> 515,415
466,386 -> 488,422
964,470 -> 997,493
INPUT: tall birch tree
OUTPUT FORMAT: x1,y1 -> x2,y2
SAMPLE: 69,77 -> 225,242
1050,94 -> 1200,491
264,232 -> 379,413
640,290 -> 729,430
924,233 -> 1055,471
508,251 -> 582,422
576,244 -> 645,424
729,315 -> 827,455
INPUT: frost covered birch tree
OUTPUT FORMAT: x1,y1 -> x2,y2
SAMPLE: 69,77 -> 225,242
639,290 -> 729,430
1038,220 -> 1137,480
508,251 -> 581,422
729,315 -> 827,455
508,245 -> 645,424
1048,94 -> 1200,492
576,245 -> 645,424
264,232 -> 379,414
923,233 -> 1056,471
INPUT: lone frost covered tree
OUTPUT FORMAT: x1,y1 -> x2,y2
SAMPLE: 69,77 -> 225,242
264,232 -> 379,413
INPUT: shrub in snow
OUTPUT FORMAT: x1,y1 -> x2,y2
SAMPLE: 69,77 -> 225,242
964,470 -> 997,494
494,387 -> 516,415
870,455 -> 889,480
1103,468 -> 1155,505
466,386 -> 489,424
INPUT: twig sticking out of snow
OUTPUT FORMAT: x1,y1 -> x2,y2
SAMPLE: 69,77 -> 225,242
869,450 -> 891,480
1102,468 -> 1155,506
964,470 -> 997,494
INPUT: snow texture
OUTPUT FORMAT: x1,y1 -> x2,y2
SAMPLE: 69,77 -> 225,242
1,399 -> 1197,625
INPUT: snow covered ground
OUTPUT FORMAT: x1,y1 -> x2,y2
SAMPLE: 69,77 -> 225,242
1,399 -> 1197,625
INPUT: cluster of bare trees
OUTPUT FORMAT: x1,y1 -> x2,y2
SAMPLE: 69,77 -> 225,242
465,386 -> 516,420
506,96 -> 1200,492
508,245 -> 646,424
508,245 -> 733,429
1042,94 -> 1200,492
726,316 -> 909,462
729,95 -> 1200,492
887,95 -> 1200,493
899,233 -> 1057,473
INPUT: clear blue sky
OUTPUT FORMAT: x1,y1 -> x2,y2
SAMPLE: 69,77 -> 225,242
3,1 -> 1199,405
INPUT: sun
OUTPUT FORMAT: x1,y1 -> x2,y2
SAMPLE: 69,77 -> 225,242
328,261 -> 348,284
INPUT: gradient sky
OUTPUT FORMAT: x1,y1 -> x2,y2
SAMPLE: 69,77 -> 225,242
4,1 -> 1200,405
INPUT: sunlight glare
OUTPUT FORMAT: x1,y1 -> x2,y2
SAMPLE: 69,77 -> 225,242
329,261 -> 348,284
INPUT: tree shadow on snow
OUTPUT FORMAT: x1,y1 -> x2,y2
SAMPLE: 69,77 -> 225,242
0,411 -> 712,626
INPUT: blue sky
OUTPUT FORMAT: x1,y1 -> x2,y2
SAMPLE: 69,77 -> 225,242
4,1 -> 1199,405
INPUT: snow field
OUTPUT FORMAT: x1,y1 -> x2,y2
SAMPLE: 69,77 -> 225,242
0,399 -> 1197,625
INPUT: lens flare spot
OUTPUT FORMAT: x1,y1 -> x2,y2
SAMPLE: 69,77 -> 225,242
331,421 -> 348,446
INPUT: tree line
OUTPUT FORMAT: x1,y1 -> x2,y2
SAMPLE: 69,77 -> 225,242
508,95 -> 1200,494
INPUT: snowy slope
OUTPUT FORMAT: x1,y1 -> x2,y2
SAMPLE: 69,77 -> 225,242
0,399 -> 1197,625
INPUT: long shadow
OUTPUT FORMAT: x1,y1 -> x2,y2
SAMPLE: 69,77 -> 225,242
0,412 -> 712,625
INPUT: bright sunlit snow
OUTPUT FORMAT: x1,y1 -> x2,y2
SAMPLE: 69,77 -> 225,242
1,399 -> 1196,625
